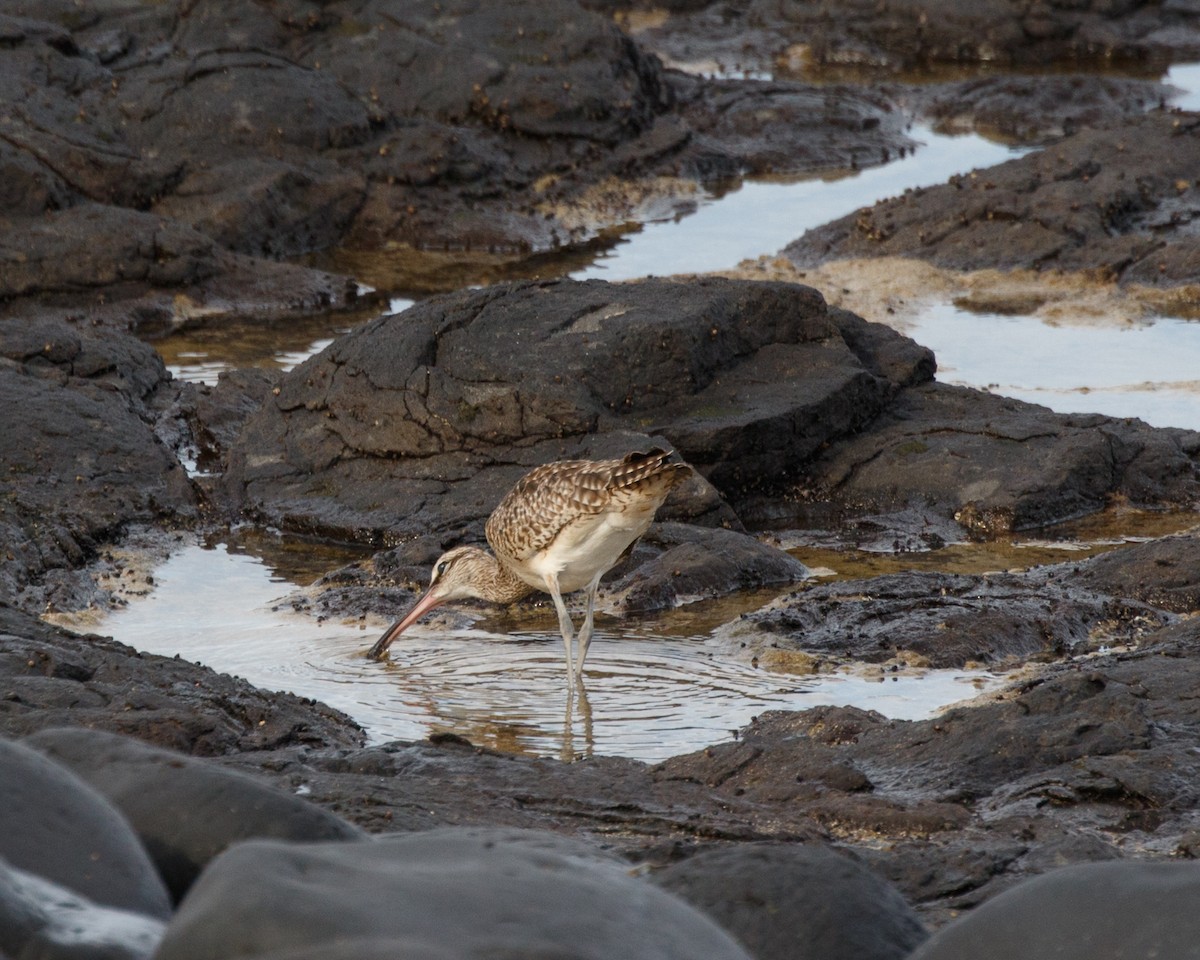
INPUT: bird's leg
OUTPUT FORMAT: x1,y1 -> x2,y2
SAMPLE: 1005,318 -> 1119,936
574,572 -> 603,684
545,573 -> 577,685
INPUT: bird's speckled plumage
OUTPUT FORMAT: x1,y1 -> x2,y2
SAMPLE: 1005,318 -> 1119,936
367,449 -> 690,684
486,449 -> 689,587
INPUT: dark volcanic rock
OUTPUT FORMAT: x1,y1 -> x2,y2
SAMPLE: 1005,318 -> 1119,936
602,522 -> 813,613
717,563 -> 1175,669
24,727 -> 366,904
604,0 -> 1200,73
0,0 -> 926,314
653,843 -> 929,960
785,113 -> 1200,286
917,74 -> 1172,144
221,276 -> 1200,559
1072,529 -> 1200,612
0,736 -> 172,918
213,732 -> 826,843
154,828 -> 754,960
0,362 -> 195,609
0,603 -> 365,755
909,861 -> 1200,960
672,76 -> 917,179
802,382 -> 1200,536
222,277 -> 932,543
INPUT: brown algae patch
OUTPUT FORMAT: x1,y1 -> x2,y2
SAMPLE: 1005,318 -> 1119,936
720,256 -> 1200,329
535,174 -> 702,236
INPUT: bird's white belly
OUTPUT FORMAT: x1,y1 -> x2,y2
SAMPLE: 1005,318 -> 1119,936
523,509 -> 653,594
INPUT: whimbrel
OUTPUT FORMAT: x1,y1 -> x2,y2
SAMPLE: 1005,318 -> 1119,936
367,449 -> 690,685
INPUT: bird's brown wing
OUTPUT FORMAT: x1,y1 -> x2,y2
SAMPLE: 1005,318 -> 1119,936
485,449 -> 689,565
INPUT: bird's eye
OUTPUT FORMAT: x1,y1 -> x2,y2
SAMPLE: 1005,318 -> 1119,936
436,561 -> 448,577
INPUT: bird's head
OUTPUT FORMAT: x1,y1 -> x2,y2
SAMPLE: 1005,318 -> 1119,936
365,546 -> 494,660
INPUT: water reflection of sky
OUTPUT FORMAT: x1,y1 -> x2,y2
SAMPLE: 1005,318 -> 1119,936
572,127 -> 1024,281
908,303 -> 1200,431
95,542 -> 1008,762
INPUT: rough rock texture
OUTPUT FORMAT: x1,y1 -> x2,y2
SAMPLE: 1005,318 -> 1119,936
221,277 -> 932,544
0,316 -> 197,610
716,563 -> 1176,669
1072,529 -> 1200,612
798,382 -> 1200,536
154,828 -> 754,960
601,522 -> 813,613
916,75 -> 1173,144
0,603 -> 365,755
24,727 -> 367,904
222,278 -> 1200,559
603,0 -> 1200,73
785,113 -> 1200,286
0,0 -> 922,315
671,76 -> 916,178
653,843 -> 929,960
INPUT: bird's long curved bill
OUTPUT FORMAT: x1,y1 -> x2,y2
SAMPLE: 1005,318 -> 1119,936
366,589 -> 444,660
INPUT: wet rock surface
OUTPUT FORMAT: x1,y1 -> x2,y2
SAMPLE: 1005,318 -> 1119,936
221,277 -> 1200,558
786,112 -> 1200,285
714,561 -> 1175,670
604,0 -> 1200,73
219,278 -> 928,544
0,603 -> 364,755
4,0 -> 1200,956
0,315 -> 197,611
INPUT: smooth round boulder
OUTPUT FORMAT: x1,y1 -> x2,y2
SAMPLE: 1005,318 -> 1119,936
0,737 -> 171,919
0,858 -> 165,960
909,861 -> 1200,960
24,727 -> 366,903
653,843 -> 928,960
156,827 -> 754,960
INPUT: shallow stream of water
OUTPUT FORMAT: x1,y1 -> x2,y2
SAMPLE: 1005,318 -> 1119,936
110,65 -> 1200,760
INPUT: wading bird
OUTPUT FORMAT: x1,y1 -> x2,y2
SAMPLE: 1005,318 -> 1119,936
367,449 -> 690,685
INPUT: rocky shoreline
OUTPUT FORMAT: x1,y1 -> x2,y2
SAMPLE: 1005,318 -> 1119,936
2,1 -> 1200,958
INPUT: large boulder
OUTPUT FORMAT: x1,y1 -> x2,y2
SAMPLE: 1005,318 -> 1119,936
653,843 -> 928,960
908,861 -> 1200,960
223,276 -> 1200,553
155,828 -> 754,960
24,727 -> 366,903
0,737 -> 172,918
222,277 -> 932,543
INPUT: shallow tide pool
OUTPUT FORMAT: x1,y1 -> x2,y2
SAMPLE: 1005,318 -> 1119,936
127,67 -> 1200,760
92,541 -> 1009,762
